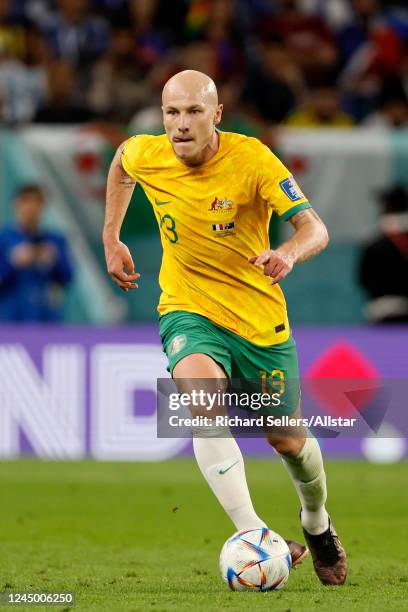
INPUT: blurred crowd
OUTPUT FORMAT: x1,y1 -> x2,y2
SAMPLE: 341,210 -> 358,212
1,0 -> 408,129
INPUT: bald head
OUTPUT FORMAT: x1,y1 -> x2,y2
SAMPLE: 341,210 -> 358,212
162,70 -> 218,108
162,70 -> 223,166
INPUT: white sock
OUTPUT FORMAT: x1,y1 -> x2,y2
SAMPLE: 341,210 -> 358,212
279,436 -> 329,535
192,425 -> 266,531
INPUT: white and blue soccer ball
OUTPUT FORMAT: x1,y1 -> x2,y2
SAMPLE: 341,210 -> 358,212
220,527 -> 292,592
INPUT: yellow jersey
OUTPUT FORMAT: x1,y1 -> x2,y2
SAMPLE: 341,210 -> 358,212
122,131 -> 311,345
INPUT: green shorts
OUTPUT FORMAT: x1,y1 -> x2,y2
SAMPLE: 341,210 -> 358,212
159,310 -> 300,416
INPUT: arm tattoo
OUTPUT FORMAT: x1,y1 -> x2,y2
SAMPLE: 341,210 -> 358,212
118,171 -> 136,188
116,145 -> 136,188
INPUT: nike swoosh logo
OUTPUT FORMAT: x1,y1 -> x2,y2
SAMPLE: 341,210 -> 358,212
218,460 -> 239,475
155,198 -> 172,206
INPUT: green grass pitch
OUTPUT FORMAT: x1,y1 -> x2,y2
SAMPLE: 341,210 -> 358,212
0,459 -> 407,612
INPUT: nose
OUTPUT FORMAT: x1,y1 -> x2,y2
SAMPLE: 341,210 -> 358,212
177,112 -> 190,133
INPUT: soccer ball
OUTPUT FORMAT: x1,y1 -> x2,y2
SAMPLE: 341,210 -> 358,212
219,527 -> 291,591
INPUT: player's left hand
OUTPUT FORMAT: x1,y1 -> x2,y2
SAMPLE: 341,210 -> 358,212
248,249 -> 295,285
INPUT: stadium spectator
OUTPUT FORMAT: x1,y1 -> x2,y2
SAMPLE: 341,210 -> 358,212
241,39 -> 304,124
34,60 -> 94,123
286,84 -> 354,127
0,4 -> 50,125
300,0 -> 352,30
42,0 -> 110,69
208,0 -> 243,80
337,0 -> 405,120
218,81 -> 262,136
180,39 -> 218,79
183,0 -> 212,40
0,184 -> 73,322
359,185 -> 408,323
385,2 -> 408,41
128,0 -> 169,72
0,0 -> 28,60
184,0 -> 243,82
24,24 -> 52,69
88,25 -> 152,122
17,0 -> 55,30
363,77 -> 408,128
256,0 -> 339,85
0,36 -> 47,124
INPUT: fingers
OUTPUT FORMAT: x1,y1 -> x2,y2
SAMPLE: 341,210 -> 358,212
124,255 -> 136,275
105,242 -> 139,291
111,275 -> 139,291
267,256 -> 293,281
263,260 -> 281,277
270,271 -> 287,285
248,250 -> 293,284
112,269 -> 140,282
110,270 -> 140,291
248,250 -> 271,266
264,260 -> 288,283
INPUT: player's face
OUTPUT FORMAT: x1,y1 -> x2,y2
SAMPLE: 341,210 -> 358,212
162,98 -> 223,165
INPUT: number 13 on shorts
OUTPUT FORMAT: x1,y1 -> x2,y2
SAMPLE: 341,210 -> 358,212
260,369 -> 286,395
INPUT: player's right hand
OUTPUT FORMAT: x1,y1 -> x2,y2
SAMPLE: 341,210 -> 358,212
104,240 -> 140,292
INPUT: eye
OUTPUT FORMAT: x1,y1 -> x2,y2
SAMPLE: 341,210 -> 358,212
167,110 -> 177,115
191,109 -> 200,114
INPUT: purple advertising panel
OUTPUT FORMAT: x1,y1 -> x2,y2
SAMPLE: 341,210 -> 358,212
0,325 -> 406,459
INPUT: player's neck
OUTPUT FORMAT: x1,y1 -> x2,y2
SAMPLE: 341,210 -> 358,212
180,130 -> 220,167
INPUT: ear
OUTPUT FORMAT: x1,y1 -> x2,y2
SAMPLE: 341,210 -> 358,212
214,104 -> 223,125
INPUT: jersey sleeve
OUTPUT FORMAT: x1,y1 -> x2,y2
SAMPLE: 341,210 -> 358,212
256,141 -> 311,220
121,135 -> 144,180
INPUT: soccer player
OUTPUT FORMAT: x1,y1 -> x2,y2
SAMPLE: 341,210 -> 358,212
103,70 -> 347,585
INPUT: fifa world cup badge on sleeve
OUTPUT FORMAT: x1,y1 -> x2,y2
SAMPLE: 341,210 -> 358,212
279,177 -> 304,202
